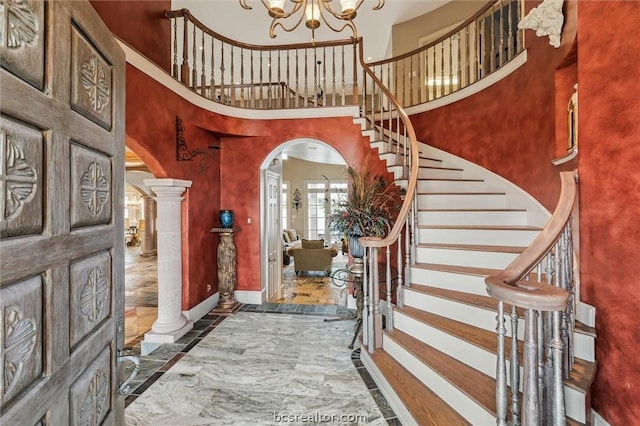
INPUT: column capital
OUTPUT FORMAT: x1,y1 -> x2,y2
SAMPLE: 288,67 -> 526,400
144,178 -> 192,190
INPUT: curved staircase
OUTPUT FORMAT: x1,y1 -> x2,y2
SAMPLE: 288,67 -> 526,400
357,125 -> 597,425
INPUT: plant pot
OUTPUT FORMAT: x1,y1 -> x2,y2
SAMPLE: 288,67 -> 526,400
349,235 -> 365,258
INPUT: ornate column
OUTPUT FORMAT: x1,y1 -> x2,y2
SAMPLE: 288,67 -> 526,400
140,194 -> 156,257
141,178 -> 193,355
211,227 -> 241,313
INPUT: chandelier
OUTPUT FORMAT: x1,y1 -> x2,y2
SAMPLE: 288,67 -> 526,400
239,0 -> 385,40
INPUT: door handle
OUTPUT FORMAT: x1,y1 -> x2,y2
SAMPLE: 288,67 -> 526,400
117,349 -> 140,395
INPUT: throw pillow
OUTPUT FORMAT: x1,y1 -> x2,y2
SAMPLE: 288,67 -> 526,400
287,229 -> 298,241
283,230 -> 291,243
301,239 -> 324,249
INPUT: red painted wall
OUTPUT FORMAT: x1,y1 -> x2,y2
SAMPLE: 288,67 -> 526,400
577,2 -> 640,423
90,0 -> 171,72
125,65 -> 221,309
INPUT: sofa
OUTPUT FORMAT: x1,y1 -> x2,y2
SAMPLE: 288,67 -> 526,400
283,228 -> 302,250
287,239 -> 337,275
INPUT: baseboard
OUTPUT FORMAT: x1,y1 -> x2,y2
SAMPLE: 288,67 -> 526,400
592,409 -> 611,426
234,290 -> 263,305
360,348 -> 416,425
182,292 -> 219,321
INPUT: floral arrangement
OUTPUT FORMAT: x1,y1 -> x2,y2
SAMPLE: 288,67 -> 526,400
328,160 -> 399,238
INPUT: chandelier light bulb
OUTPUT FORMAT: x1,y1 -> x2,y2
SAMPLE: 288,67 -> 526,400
268,0 -> 285,16
305,3 -> 320,29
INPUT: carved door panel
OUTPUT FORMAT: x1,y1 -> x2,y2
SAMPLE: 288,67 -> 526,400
0,1 -> 126,424
265,171 -> 281,302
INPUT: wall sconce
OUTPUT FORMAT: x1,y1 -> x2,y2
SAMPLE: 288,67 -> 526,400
292,188 -> 302,212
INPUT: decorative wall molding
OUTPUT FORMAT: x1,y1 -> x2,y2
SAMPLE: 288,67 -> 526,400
518,0 -> 565,48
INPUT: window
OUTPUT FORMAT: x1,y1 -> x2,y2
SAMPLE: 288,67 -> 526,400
306,182 -> 326,240
306,180 -> 347,243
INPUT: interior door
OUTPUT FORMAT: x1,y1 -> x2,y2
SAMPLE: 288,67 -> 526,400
265,171 -> 281,302
0,1 -> 126,424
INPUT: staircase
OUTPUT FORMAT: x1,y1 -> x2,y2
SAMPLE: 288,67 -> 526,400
354,119 -> 597,425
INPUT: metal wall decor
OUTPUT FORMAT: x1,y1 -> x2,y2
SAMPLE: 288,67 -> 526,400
176,116 -> 216,174
292,188 -> 302,211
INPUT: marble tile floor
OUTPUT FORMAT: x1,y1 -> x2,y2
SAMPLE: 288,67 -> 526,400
124,306 -> 399,425
124,246 -> 159,346
124,248 -> 351,345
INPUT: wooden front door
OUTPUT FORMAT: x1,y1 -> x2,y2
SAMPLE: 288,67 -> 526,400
1,1 -> 126,424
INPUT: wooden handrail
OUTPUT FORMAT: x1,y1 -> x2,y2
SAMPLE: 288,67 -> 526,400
357,44 -> 419,250
485,171 -> 578,311
165,9 -> 359,52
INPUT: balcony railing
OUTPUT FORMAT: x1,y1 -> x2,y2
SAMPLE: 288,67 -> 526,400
367,0 -> 523,108
165,9 -> 361,109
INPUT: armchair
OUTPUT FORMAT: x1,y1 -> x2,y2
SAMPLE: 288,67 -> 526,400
287,239 -> 337,275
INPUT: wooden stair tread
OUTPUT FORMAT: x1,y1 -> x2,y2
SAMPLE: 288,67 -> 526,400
574,321 -> 597,338
418,208 -> 527,212
387,329 -> 497,416
418,242 -> 526,254
422,166 -> 464,171
398,306 -> 522,357
407,284 -> 519,315
413,262 -> 500,277
370,349 -> 471,426
566,358 -> 598,394
418,191 -> 506,195
419,225 -> 543,231
419,178 -> 484,182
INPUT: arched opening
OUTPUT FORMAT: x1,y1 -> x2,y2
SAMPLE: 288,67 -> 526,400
260,138 -> 351,306
123,154 -> 158,347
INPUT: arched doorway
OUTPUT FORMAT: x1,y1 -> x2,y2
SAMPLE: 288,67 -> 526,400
260,139 -> 349,305
123,163 -> 158,346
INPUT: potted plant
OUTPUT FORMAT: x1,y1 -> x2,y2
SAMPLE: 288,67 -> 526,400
328,160 -> 399,257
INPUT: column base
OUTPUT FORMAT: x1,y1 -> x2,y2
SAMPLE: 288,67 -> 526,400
210,302 -> 242,316
141,320 -> 193,356
140,250 -> 157,257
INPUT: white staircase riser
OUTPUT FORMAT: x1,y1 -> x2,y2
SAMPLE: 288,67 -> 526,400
415,247 -> 518,269
418,210 -> 528,226
394,311 -> 498,378
417,193 -> 506,209
383,335 -> 496,424
409,268 -> 488,296
388,165 -> 405,180
418,168 -> 464,179
574,331 -> 596,362
418,228 -> 540,246
418,179 -> 486,193
403,288 -> 525,339
392,312 -> 589,422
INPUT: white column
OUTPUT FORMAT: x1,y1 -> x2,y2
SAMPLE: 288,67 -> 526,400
140,194 -> 156,257
142,178 -> 193,354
